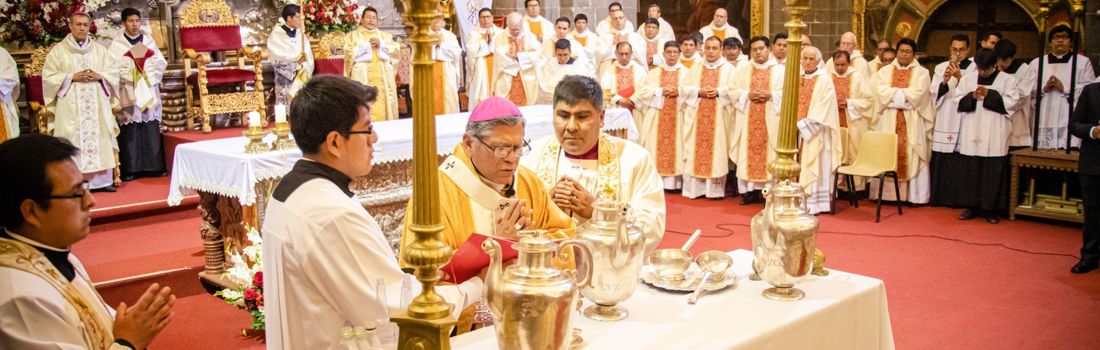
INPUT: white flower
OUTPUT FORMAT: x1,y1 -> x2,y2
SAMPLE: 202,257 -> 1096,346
219,289 -> 243,301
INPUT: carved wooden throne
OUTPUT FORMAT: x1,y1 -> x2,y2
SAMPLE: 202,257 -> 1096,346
179,0 -> 267,133
313,32 -> 346,76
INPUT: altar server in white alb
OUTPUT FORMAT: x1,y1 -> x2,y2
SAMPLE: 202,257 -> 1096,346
0,46 -> 19,141
993,39 -> 1036,149
681,37 -> 737,199
493,13 -> 542,106
698,8 -> 742,43
636,41 -> 688,190
597,2 -> 634,38
267,4 -> 314,106
789,46 -> 841,214
1031,25 -> 1096,149
43,13 -> 121,192
636,4 -> 675,45
109,8 -> 168,181
951,49 -> 1022,224
427,14 -> 462,115
465,8 -> 503,107
928,34 -> 976,208
0,134 -> 176,350
263,76 -> 482,349
522,0 -> 554,43
873,38 -> 933,204
521,75 -> 666,254
537,39 -> 595,104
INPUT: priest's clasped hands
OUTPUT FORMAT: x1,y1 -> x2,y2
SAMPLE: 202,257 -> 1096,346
73,69 -> 102,83
113,283 -> 176,350
495,199 -> 533,240
552,176 -> 595,219
699,87 -> 719,99
749,90 -> 771,103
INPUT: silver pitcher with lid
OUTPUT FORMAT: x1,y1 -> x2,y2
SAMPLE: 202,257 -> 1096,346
574,201 -> 646,321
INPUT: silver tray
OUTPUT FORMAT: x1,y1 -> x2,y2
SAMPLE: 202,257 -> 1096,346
640,263 -> 737,292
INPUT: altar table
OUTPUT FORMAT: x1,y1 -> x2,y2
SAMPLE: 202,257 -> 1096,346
167,105 -> 637,289
453,250 -> 895,350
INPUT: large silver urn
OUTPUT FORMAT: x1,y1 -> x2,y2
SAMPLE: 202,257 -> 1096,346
750,181 -> 818,301
574,201 -> 647,321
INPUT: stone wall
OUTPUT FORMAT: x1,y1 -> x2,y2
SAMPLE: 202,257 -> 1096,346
491,0 -> 639,28
768,0 -> 855,56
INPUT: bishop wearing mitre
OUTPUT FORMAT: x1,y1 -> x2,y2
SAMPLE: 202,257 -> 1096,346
493,13 -> 542,106
790,47 -> 841,214
681,37 -> 737,199
873,38 -> 934,204
521,76 -> 666,254
267,5 -> 314,106
636,41 -> 688,190
730,36 -> 784,204
465,8 -> 503,107
344,7 -> 399,121
108,8 -> 168,181
43,13 -> 121,191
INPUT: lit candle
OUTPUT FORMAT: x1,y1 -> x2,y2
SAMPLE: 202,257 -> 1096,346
247,111 -> 261,127
274,104 -> 287,124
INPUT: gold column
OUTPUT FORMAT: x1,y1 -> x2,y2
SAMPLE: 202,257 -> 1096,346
768,0 -> 810,182
392,0 -> 457,349
751,0 -> 767,38
852,0 -> 866,52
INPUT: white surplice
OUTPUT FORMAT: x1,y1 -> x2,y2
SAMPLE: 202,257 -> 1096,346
263,160 -> 482,349
1029,53 -> 1096,149
929,58 -> 976,154
0,231 -> 125,350
107,32 -> 168,125
521,134 -> 667,255
43,34 -> 120,189
465,25 -> 504,107
1,47 -> 19,139
1001,60 -> 1037,147
953,71 -> 1022,157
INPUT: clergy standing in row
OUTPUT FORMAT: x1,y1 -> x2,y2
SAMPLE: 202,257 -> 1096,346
771,32 -> 789,65
344,7 -> 399,121
681,37 -> 736,199
641,19 -> 665,69
792,46 -> 842,214
493,13 -> 542,107
722,37 -> 748,69
1031,25 -> 1095,149
637,4 -> 675,44
521,75 -> 666,254
1,44 -> 20,141
597,2 -> 635,38
600,9 -> 646,67
929,34 -> 976,208
952,48 -> 1022,224
465,8 -> 502,107
0,134 -> 176,350
537,39 -> 595,104
731,36 -> 783,204
429,14 -> 463,115
109,8 -> 168,181
637,41 -> 687,190
698,8 -> 742,43
522,0 -> 554,43
680,35 -> 703,69
43,13 -> 120,192
267,4 -> 314,106
994,39 -> 1036,149
829,50 -> 875,165
873,38 -> 933,204
263,76 -> 482,348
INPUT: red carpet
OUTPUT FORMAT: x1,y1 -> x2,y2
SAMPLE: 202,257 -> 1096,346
90,176 -> 198,222
81,194 -> 1099,349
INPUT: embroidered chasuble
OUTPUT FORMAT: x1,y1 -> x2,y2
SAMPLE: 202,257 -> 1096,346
493,33 -> 540,106
521,134 -> 667,254
0,237 -> 116,350
796,76 -> 818,162
791,71 -> 841,214
616,66 -> 635,98
746,67 -> 772,181
693,66 -> 721,176
344,28 -> 399,121
833,76 -> 850,128
890,68 -> 912,180
646,40 -> 658,69
636,64 -> 687,181
656,69 -> 681,175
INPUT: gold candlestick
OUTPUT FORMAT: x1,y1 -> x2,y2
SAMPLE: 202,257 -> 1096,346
271,122 -> 296,151
243,126 -> 270,154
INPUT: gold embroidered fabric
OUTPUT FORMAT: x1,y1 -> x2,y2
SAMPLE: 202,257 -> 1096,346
890,68 -> 912,180
746,67 -> 771,181
692,66 -> 720,177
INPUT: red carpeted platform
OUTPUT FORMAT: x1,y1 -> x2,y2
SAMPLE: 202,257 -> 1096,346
80,192 -> 1100,349
163,127 -> 246,173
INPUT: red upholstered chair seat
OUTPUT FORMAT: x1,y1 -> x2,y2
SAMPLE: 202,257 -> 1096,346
313,58 -> 344,76
185,69 -> 256,86
25,76 -> 44,104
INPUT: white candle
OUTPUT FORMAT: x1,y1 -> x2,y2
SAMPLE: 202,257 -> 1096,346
247,111 -> 261,127
274,104 -> 287,123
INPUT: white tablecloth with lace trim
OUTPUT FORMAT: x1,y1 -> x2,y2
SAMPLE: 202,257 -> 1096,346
167,105 -> 637,206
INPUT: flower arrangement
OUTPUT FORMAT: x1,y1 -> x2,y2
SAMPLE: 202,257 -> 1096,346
214,228 -> 265,330
302,0 -> 360,36
0,0 -> 101,48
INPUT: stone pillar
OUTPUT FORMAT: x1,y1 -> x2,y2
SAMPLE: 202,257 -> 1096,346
769,0 -> 852,54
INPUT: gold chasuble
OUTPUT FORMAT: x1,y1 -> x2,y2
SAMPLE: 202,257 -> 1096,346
343,27 -> 399,121
399,145 -> 573,265
0,238 -> 113,349
531,134 -> 623,203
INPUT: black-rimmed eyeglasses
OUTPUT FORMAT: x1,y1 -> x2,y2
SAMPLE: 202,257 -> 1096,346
474,135 -> 531,157
44,181 -> 91,202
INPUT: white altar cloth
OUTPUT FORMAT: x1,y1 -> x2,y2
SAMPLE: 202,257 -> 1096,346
167,105 -> 637,205
453,249 -> 895,350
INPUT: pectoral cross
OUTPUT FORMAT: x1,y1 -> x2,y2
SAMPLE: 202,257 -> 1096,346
444,161 -> 455,169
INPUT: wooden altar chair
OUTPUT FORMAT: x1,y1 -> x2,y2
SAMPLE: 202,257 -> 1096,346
313,32 -> 346,76
179,0 -> 267,133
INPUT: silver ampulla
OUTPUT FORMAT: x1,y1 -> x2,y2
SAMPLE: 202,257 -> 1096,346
575,201 -> 646,321
750,182 -> 818,301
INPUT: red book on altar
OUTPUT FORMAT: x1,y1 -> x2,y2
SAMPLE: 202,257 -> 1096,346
441,233 -> 519,284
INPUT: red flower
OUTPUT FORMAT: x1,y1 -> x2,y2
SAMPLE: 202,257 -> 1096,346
243,288 -> 259,301
253,271 -> 263,288
256,294 -> 264,308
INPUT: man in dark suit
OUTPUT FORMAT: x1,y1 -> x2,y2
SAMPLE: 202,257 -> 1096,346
1070,81 -> 1100,273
